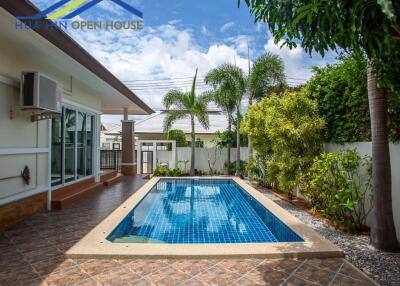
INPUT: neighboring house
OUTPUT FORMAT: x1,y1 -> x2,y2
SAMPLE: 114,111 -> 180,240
0,1 -> 153,229
101,107 -> 229,149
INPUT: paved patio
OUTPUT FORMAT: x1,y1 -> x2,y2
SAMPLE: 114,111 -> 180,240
0,176 -> 377,285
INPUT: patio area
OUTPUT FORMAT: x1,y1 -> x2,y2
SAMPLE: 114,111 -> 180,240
0,176 -> 377,286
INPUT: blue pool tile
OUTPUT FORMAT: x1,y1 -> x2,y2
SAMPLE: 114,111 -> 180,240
107,179 -> 303,244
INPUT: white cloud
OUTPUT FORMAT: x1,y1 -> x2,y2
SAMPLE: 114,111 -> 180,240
264,36 -> 334,83
70,24 -> 250,110
226,35 -> 253,55
201,25 -> 211,36
220,21 -> 235,32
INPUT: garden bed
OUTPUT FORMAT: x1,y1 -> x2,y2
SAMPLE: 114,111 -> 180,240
251,182 -> 400,286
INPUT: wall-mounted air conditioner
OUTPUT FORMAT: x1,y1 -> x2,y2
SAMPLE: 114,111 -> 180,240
20,72 -> 62,113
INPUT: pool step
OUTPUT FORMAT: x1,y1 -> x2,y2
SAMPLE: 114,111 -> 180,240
101,171 -> 124,187
51,177 -> 104,210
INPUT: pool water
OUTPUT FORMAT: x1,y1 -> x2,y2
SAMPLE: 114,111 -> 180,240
107,179 -> 303,244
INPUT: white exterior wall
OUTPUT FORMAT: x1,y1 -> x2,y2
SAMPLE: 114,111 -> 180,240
0,35 -> 102,206
176,147 -> 249,173
325,142 -> 400,240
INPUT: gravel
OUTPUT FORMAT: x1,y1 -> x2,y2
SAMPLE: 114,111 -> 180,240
252,184 -> 400,286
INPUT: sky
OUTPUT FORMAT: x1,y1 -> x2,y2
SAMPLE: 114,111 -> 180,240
31,0 -> 337,122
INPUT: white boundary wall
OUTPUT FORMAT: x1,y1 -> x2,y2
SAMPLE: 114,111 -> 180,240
325,142 -> 400,240
176,147 -> 248,173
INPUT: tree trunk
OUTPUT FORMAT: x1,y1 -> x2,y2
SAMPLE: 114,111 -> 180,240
248,97 -> 253,161
367,60 -> 399,252
235,108 -> 241,177
190,116 -> 195,176
226,117 -> 232,175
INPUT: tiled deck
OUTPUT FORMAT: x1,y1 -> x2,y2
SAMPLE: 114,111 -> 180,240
0,176 -> 377,285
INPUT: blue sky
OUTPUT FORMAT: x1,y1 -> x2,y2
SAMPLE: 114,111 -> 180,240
31,0 -> 336,122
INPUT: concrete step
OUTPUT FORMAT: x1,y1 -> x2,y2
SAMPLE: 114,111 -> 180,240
102,173 -> 124,187
51,181 -> 104,210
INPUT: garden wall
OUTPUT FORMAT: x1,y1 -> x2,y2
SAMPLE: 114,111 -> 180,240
325,142 -> 400,241
176,147 -> 249,173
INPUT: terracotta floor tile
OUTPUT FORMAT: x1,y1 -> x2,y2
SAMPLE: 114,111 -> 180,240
293,263 -> 335,285
32,257 -> 76,276
259,259 -> 304,273
43,266 -> 90,286
339,262 -> 374,283
94,266 -> 143,286
179,277 -> 209,286
145,266 -> 191,286
79,259 -> 122,276
126,259 -> 170,275
281,275 -> 318,285
194,265 -> 242,286
331,273 -> 376,286
218,258 -> 262,274
0,265 -> 41,285
305,258 -> 344,272
0,256 -> 31,273
170,259 -> 219,276
231,276 -> 265,286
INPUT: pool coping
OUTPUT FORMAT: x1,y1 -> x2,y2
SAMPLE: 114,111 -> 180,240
66,177 -> 344,259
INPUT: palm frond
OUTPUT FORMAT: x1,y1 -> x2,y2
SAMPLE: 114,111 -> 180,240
163,90 -> 187,110
163,110 -> 189,132
248,52 -> 286,100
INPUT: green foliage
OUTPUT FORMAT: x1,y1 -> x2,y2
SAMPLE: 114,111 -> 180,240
305,53 -> 370,142
247,52 -> 286,101
304,53 -> 400,143
167,130 -> 188,147
213,130 -> 248,148
153,166 -> 182,177
224,160 -> 247,176
243,91 -> 325,192
301,149 -> 373,231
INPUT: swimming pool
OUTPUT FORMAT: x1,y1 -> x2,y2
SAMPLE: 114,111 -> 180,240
107,178 -> 303,244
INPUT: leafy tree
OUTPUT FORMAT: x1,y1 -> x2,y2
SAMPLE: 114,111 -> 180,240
205,64 -> 246,176
167,129 -> 188,147
246,52 -> 286,159
163,68 -> 211,176
305,53 -> 400,143
238,0 -> 400,251
243,91 -> 324,193
205,89 -> 236,174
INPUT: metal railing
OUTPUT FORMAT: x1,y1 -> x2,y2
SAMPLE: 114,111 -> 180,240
100,150 -> 121,172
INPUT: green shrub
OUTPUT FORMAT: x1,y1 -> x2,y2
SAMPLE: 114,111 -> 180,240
301,149 -> 373,231
167,129 -> 188,147
243,91 -> 325,193
224,160 -> 246,176
153,165 -> 182,177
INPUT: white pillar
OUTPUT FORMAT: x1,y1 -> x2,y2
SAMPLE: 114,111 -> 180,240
137,141 -> 142,174
152,142 -> 157,172
172,140 -> 177,169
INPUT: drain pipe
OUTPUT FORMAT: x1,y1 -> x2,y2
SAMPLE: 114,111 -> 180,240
47,119 -> 52,211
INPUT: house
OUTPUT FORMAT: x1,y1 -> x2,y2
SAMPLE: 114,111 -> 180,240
101,107 -> 229,149
0,1 -> 153,229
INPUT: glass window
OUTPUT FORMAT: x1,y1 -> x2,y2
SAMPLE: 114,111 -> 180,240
77,112 -> 86,179
51,107 -> 95,186
51,115 -> 62,186
86,115 -> 94,176
64,108 -> 76,183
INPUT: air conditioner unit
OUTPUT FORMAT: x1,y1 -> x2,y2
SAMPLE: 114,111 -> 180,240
20,72 -> 62,113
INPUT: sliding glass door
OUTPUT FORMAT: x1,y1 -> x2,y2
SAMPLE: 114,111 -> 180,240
51,107 -> 95,187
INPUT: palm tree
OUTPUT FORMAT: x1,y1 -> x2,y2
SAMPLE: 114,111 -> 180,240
205,89 -> 235,175
163,68 -> 211,176
205,64 -> 246,176
246,53 -> 286,160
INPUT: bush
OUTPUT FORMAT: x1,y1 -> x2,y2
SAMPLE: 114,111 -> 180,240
153,166 -> 182,177
167,130 -> 188,147
301,149 -> 373,231
243,91 -> 325,193
225,160 -> 246,176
